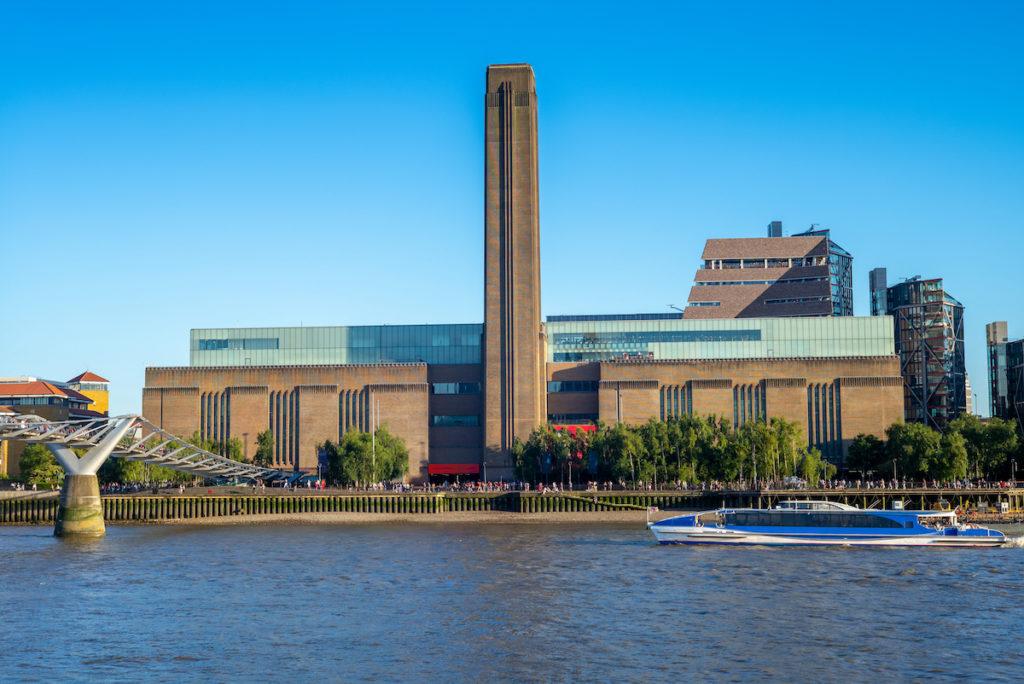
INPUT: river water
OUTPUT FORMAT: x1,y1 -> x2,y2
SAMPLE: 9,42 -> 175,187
1,522 -> 1022,682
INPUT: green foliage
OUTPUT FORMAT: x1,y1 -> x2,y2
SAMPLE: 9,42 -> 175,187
322,426 -> 409,485
948,414 -> 1018,478
885,422 -> 942,479
97,455 -> 191,485
512,424 -> 574,483
186,432 -> 243,461
516,415 -> 823,486
847,434 -> 886,476
224,437 -> 245,462
18,444 -> 64,489
935,431 -> 969,481
797,447 -> 836,483
253,430 -> 274,467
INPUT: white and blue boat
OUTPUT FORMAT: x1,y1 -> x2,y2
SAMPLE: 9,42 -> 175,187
649,500 -> 1006,547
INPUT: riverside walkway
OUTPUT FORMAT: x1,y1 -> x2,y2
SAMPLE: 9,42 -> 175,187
2,487 -> 1022,525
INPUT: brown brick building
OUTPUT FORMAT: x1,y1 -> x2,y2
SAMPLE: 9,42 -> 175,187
685,223 -> 854,319
141,65 -> 904,482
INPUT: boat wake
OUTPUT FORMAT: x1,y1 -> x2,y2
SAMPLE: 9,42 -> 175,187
1003,536 -> 1024,549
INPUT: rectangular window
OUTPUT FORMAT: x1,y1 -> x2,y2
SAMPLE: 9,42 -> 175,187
551,329 -> 761,349
431,382 -> 481,395
431,415 -> 480,427
199,338 -> 279,351
547,381 -> 599,393
242,338 -> 279,350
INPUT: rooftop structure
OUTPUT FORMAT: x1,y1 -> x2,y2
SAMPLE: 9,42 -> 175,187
545,315 -> 894,363
191,324 -> 482,367
685,222 -> 853,319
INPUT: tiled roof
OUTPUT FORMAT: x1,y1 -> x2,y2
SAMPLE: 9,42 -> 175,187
701,236 -> 827,260
0,380 -> 94,406
0,380 -> 68,397
68,371 -> 109,383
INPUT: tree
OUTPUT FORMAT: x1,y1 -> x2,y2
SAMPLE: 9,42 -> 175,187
601,423 -> 645,485
513,415 -> 818,487
253,430 -> 274,468
18,444 -> 64,489
934,431 -> 969,481
948,415 -> 1018,479
797,447 -> 835,484
322,426 -> 408,486
847,434 -> 885,478
771,418 -> 803,481
885,422 -> 941,480
224,437 -> 245,463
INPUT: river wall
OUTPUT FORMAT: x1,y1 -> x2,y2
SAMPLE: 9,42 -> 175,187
0,492 -> 703,524
3,490 -> 1022,525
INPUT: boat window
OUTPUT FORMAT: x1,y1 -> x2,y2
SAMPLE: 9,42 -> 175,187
697,512 -> 723,525
918,516 -> 952,529
726,511 -> 903,528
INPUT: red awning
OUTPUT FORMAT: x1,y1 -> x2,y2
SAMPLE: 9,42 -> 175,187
552,424 -> 597,435
428,463 -> 481,475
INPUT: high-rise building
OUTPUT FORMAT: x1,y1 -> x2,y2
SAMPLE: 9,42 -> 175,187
987,321 -> 1024,423
987,321 -> 1009,418
483,64 -> 546,476
684,223 -> 853,319
1008,339 -> 1024,424
877,275 -> 966,429
965,373 -> 974,415
869,267 -> 888,316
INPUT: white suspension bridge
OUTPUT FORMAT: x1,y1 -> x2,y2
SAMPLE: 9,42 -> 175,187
0,413 -> 283,537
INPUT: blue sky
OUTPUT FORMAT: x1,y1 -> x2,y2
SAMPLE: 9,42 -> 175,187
2,1 -> 1022,416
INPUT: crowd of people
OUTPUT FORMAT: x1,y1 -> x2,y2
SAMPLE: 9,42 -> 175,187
263,477 -> 1020,493
22,476 -> 1019,495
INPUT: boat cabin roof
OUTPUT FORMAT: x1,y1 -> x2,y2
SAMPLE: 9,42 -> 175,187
775,500 -> 859,511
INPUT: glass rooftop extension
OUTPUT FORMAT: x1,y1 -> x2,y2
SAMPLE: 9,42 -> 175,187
546,316 -> 895,362
190,324 -> 483,366
188,316 -> 895,367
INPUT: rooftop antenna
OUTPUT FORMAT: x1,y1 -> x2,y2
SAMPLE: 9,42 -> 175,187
668,304 -> 685,314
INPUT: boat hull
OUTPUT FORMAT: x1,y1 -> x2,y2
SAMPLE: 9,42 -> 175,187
650,525 -> 1006,547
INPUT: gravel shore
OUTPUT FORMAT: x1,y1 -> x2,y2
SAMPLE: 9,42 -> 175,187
131,510 -> 675,527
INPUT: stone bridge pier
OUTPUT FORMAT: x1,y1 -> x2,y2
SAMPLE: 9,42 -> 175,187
46,418 -> 135,538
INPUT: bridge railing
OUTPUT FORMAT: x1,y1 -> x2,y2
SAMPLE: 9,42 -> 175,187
0,413 -> 280,481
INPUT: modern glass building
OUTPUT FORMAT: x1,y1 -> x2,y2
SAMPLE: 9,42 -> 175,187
190,324 -> 483,367
546,315 -> 894,363
987,321 -> 1024,423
